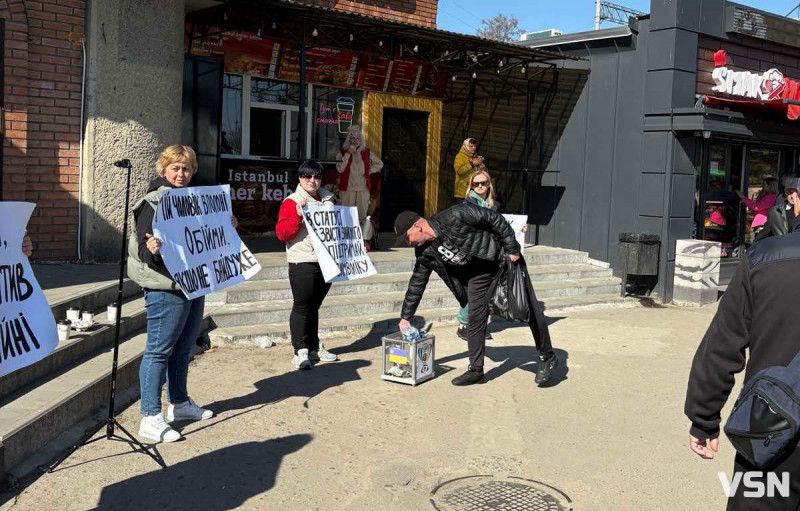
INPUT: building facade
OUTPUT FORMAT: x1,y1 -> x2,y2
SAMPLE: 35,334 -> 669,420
1,0 -> 85,260
525,0 -> 800,302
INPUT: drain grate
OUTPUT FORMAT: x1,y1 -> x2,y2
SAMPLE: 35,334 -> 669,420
430,475 -> 572,511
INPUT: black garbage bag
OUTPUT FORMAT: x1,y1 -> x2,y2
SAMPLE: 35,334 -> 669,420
490,255 -> 531,323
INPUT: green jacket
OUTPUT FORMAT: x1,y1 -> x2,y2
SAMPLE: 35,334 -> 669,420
127,188 -> 180,292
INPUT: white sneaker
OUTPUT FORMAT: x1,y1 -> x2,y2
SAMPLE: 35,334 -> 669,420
309,343 -> 337,362
292,348 -> 312,370
138,413 -> 182,443
167,397 -> 213,422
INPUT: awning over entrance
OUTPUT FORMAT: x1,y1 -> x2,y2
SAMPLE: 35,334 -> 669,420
186,0 -> 583,87
702,95 -> 800,121
183,0 -> 589,232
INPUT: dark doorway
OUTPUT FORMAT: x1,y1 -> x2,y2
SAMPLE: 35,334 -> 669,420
181,56 -> 223,186
380,108 -> 429,231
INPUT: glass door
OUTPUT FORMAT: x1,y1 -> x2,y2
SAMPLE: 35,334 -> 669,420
697,142 -> 744,259
742,147 -> 781,246
695,141 -> 795,263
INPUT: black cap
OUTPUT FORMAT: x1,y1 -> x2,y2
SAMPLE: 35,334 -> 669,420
394,211 -> 421,246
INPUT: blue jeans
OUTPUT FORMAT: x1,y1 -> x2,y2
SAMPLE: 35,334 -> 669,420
139,290 -> 205,417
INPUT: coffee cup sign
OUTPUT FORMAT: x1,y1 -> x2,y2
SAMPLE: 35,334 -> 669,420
152,185 -> 262,300
302,204 -> 377,283
0,202 -> 58,377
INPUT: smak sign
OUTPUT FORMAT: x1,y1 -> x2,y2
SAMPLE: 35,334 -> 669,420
710,50 -> 788,101
718,472 -> 790,498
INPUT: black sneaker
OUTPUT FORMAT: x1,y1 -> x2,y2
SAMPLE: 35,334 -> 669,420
535,353 -> 558,386
451,367 -> 486,386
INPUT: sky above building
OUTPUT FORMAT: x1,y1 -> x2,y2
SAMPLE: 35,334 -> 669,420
436,0 -> 800,37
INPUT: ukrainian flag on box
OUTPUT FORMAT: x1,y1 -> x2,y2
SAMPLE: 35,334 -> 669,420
388,347 -> 408,365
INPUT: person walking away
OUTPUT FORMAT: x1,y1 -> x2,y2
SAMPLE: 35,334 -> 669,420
453,138 -> 484,202
737,177 -> 778,240
336,125 -> 383,251
128,145 -> 217,443
276,160 -> 339,370
456,169 -> 500,341
684,178 -> 800,509
395,204 -> 557,386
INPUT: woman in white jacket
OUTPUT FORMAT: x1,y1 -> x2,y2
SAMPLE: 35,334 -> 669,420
336,125 -> 383,250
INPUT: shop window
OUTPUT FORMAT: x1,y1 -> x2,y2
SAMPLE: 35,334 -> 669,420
221,73 -> 362,160
221,74 -> 243,155
251,79 -> 299,105
743,147 -> 780,245
311,88 -> 363,160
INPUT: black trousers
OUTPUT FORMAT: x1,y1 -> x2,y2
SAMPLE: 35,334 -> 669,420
288,262 -> 331,353
726,450 -> 800,510
459,260 -> 554,369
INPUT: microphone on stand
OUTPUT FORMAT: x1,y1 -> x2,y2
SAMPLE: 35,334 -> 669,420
113,159 -> 132,169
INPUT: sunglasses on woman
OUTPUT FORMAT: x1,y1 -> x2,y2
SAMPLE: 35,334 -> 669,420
299,174 -> 322,181
471,180 -> 489,188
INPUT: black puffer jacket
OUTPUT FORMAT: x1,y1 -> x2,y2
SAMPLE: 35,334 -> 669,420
400,203 -> 520,320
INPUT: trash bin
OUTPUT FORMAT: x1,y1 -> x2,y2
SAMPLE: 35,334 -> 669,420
618,233 -> 660,296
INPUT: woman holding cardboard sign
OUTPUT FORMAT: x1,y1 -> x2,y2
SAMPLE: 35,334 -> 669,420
128,145 -> 215,444
276,160 -> 339,371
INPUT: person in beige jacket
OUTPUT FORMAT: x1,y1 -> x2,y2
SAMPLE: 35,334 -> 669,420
336,125 -> 383,249
276,160 -> 339,370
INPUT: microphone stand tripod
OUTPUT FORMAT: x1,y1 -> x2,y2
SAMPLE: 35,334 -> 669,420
48,159 -> 166,472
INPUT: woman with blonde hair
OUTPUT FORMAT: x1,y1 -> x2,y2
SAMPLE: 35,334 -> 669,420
128,145 -> 222,443
464,168 -> 497,211
456,169 -> 499,341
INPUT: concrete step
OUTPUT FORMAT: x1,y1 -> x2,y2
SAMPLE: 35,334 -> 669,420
48,279 -> 141,326
0,331 -> 148,479
207,278 -> 622,329
207,264 -> 614,305
248,246 -> 590,280
0,316 -> 212,480
207,292 -> 634,345
0,297 -> 147,402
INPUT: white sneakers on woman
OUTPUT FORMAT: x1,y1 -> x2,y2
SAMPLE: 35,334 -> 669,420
293,343 -> 338,369
138,413 -> 182,443
139,398 -> 213,444
167,397 -> 214,421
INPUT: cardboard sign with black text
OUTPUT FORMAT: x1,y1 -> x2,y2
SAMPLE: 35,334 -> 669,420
0,202 -> 58,377
302,204 -> 377,283
152,185 -> 262,300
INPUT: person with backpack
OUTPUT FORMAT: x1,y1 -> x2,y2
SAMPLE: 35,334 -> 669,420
684,177 -> 800,509
394,204 -> 557,387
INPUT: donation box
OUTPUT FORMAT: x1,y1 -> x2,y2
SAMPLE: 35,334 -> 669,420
381,331 -> 435,386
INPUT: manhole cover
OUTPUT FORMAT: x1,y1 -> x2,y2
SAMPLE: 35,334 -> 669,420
430,475 -> 572,511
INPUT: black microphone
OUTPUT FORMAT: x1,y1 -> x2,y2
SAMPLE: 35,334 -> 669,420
113,159 -> 132,168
